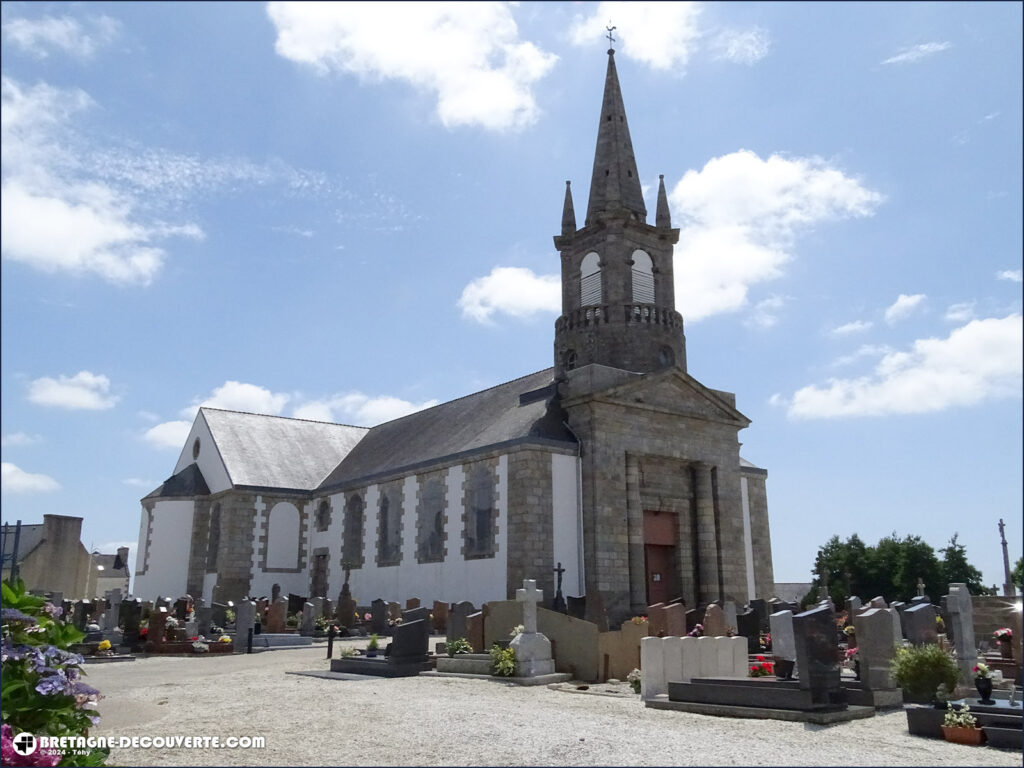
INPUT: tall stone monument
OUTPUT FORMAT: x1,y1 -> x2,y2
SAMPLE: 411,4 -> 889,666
509,579 -> 555,677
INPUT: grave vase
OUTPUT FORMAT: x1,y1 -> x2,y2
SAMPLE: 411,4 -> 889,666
940,726 -> 984,746
998,639 -> 1013,660
975,676 -> 994,704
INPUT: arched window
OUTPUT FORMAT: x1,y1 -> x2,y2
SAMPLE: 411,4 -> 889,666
580,252 -> 602,306
564,349 -> 578,371
465,465 -> 495,558
266,502 -> 301,569
315,500 -> 330,532
632,250 -> 654,303
377,489 -> 401,565
342,494 -> 364,568
417,478 -> 445,563
206,503 -> 221,572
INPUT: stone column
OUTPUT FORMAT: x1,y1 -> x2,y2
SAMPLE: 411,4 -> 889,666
693,463 -> 719,605
625,454 -> 647,613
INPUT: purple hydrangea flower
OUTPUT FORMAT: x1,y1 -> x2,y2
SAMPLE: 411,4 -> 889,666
35,674 -> 67,696
1,608 -> 37,625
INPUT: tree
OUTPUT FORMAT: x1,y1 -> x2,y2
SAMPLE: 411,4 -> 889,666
939,533 -> 992,595
1012,557 -> 1022,592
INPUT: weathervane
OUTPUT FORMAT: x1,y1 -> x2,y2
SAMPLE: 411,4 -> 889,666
606,23 -> 616,50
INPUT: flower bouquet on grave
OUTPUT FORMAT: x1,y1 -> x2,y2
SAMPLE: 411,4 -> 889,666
994,627 -> 1013,641
366,634 -> 380,657
758,631 -> 771,651
973,662 -> 995,704
941,703 -> 984,745
509,624 -> 524,639
630,616 -> 648,625
626,668 -> 642,694
687,623 -> 704,638
96,639 -> 114,657
749,656 -> 774,677
192,641 -> 209,654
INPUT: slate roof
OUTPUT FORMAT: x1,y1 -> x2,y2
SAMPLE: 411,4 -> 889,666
202,408 -> 369,491
91,551 -> 129,573
145,463 -> 211,499
319,368 -> 577,491
0,523 -> 45,565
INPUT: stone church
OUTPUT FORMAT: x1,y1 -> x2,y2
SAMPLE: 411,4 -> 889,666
134,50 -> 775,624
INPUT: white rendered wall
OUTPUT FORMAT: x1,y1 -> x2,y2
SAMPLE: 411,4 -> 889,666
551,454 -> 583,597
132,500 -> 194,600
338,457 -> 508,608
172,412 -> 231,494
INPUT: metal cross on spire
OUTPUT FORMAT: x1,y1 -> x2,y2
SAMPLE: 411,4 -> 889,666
606,23 -> 617,49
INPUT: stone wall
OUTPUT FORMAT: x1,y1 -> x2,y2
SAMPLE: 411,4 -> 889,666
505,450 -> 555,599
742,467 -> 775,600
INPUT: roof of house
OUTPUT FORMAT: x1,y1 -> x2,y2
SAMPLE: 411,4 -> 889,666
318,368 -> 577,490
91,551 -> 129,572
201,408 -> 370,491
145,462 -> 211,499
0,523 -> 45,565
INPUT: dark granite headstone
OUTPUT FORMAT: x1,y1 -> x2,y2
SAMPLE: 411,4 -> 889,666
446,601 -> 475,643
749,598 -> 770,632
793,604 -> 842,705
432,601 -> 449,633
685,608 -> 700,634
287,593 -> 307,617
72,601 -> 90,631
402,606 -> 431,626
148,607 -> 169,647
405,598 -> 420,610
566,596 -> 586,620
370,599 -> 388,636
271,584 -> 281,603
903,602 -> 938,646
174,596 -> 190,621
121,598 -> 141,645
736,609 -> 760,652
337,585 -> 357,629
388,618 -> 430,663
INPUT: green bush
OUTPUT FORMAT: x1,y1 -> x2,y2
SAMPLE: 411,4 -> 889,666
489,644 -> 517,677
445,637 -> 473,657
890,644 -> 960,702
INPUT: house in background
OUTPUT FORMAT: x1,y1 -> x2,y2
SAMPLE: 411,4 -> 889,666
0,514 -> 129,599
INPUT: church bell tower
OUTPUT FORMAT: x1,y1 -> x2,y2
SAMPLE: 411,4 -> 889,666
553,49 -> 686,379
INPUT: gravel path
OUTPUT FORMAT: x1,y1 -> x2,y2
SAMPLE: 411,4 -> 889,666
85,643 -> 1022,767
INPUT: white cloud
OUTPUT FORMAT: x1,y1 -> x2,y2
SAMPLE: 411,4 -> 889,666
1,462 -> 60,494
881,41 -> 952,66
458,266 -> 561,323
711,27 -> 771,65
1,77 -> 202,285
292,393 -> 439,427
746,295 -> 786,329
884,293 -> 926,324
142,420 -> 192,450
786,314 -> 1023,418
266,2 -> 557,131
671,150 -> 883,321
830,344 -> 895,369
945,302 -> 976,323
569,2 -> 702,72
182,381 -> 291,420
1,432 -> 43,448
2,14 -> 119,59
121,478 -> 155,489
830,320 -> 873,336
997,269 -> 1022,283
28,371 -> 117,410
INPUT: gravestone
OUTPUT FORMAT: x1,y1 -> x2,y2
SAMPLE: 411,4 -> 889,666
195,598 -> 213,637
945,583 -> 978,683
903,602 -> 937,646
312,597 -> 325,620
103,590 -> 123,632
174,596 -> 190,621
466,611 -> 484,654
73,601 -> 91,631
211,602 -> 228,629
266,598 -> 288,633
736,609 -> 759,652
793,604 -> 841,705
844,596 -> 862,626
749,598 -> 770,632
287,593 -> 307,617
664,603 -> 687,637
388,618 -> 430,663
853,608 -> 898,691
551,562 -> 567,613
890,601 -> 909,638
405,597 -> 420,610
432,601 -> 449,633
337,583 -> 357,629
370,599 -> 388,636
723,600 -> 738,633
867,596 -> 887,609
703,604 -> 728,637
447,601 -> 475,644
271,584 -> 281,603
235,600 -> 256,640
300,602 -> 315,636
121,598 -> 142,645
403,606 -> 431,626
684,608 -> 701,634
509,579 -> 555,676
322,598 -> 333,622
62,600 -> 73,621
148,607 -> 169,648
769,610 -> 797,679
566,595 -> 586,620
647,603 -> 667,637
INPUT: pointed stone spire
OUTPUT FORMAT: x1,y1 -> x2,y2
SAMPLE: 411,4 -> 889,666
655,174 -> 671,228
585,49 -> 647,226
561,180 -> 577,236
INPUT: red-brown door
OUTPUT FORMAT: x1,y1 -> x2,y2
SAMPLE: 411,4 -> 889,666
643,510 -> 677,605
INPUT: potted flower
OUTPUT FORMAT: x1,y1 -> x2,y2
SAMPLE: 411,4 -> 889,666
626,668 -> 642,694
366,634 -> 379,657
96,638 -> 113,657
941,703 -> 984,745
973,662 -> 995,704
993,627 -> 1013,660
844,647 -> 859,680
843,625 -> 856,645
749,655 -> 774,677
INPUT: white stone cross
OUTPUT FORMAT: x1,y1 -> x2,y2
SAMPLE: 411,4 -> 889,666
516,579 -> 543,634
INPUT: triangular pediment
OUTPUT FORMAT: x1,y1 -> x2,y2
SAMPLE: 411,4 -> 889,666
584,367 -> 751,427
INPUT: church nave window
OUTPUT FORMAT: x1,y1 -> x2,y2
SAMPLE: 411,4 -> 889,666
377,489 -> 402,566
315,499 -> 331,532
342,493 -> 364,568
416,477 -> 446,564
464,465 -> 496,559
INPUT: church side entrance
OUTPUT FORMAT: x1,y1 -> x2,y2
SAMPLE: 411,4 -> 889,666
642,510 -> 677,605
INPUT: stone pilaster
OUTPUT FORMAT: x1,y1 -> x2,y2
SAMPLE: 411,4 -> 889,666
693,462 -> 720,605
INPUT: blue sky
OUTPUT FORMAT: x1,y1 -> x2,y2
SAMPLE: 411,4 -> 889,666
1,2 -> 1021,594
